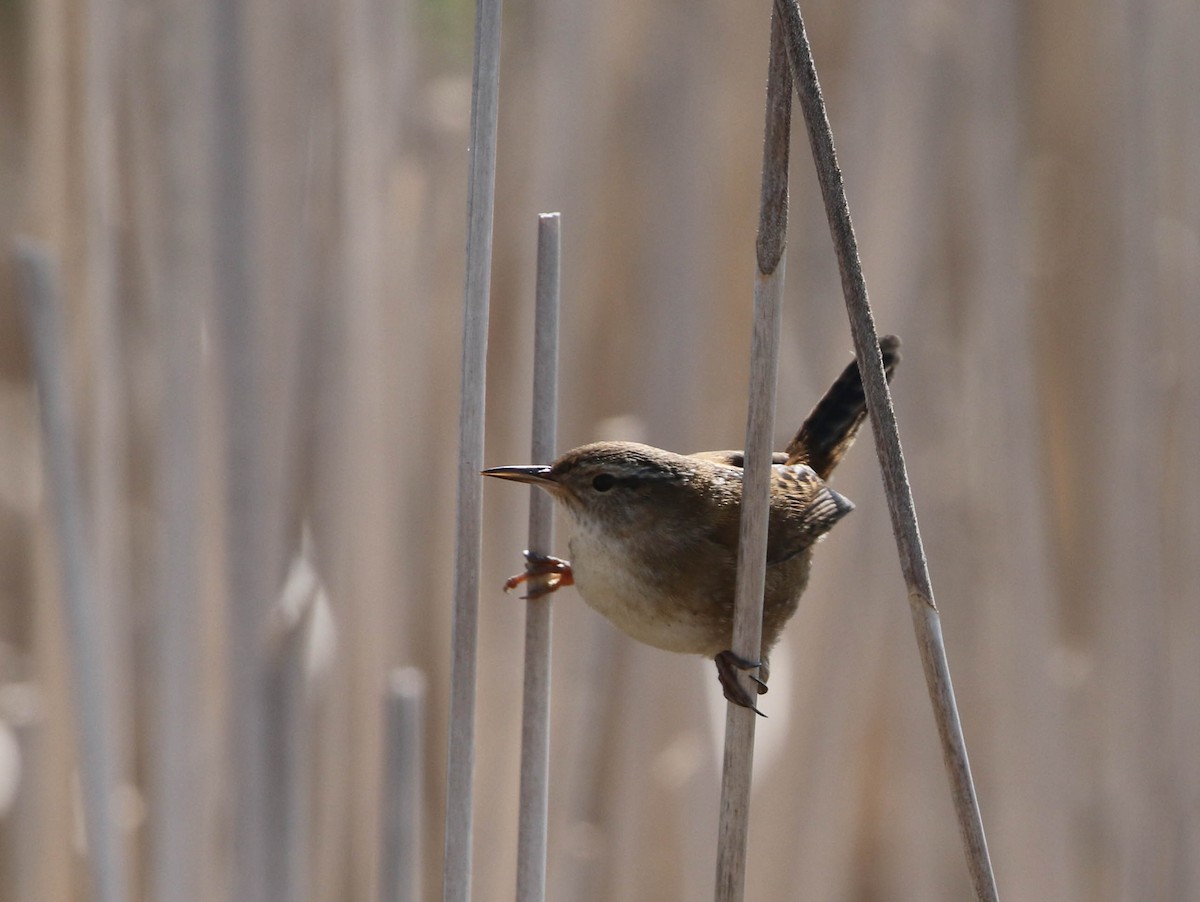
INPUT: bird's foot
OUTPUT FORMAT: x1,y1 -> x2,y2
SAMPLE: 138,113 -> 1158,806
714,650 -> 768,717
503,551 -> 574,599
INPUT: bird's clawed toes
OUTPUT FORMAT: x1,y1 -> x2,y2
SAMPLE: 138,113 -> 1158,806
715,650 -> 768,717
503,550 -> 575,599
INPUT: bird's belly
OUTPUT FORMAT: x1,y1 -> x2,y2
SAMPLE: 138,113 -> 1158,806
568,532 -> 728,658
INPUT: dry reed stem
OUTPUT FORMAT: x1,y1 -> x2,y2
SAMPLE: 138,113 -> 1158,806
143,0 -> 212,894
14,240 -> 131,902
713,11 -> 792,902
773,0 -> 999,897
445,1 -> 505,899
515,213 -> 561,902
381,668 -> 427,902
265,546 -> 331,902
209,0 -> 274,897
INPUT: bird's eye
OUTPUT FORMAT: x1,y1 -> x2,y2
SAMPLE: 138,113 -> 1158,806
592,473 -> 616,492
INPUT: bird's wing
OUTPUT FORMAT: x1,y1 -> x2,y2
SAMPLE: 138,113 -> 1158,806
764,464 -> 854,564
699,463 -> 852,567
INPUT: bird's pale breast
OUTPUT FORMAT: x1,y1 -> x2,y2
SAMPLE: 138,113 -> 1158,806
566,514 -> 733,657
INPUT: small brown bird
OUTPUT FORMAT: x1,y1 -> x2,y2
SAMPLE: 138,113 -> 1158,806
484,335 -> 900,714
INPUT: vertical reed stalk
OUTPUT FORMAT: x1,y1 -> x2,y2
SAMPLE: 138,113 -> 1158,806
212,0 -> 271,885
381,668 -> 427,902
144,0 -> 213,895
444,1 -> 505,898
515,213 -> 561,902
713,11 -> 791,901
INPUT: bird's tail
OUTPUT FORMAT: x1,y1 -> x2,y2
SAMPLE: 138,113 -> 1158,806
784,335 -> 901,477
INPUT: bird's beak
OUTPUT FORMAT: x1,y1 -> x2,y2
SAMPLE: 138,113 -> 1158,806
481,465 -> 558,488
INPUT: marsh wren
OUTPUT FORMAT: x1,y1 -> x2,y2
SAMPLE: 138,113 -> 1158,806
483,336 -> 900,714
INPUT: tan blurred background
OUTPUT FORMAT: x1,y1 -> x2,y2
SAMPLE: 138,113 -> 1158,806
0,0 -> 1197,899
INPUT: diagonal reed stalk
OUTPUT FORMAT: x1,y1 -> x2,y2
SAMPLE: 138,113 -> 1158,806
773,0 -> 999,897
15,241 -> 131,902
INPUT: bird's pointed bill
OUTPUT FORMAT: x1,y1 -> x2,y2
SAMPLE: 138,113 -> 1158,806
480,465 -> 556,486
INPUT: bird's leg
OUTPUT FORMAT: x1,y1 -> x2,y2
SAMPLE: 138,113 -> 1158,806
714,650 -> 769,717
503,550 -> 574,598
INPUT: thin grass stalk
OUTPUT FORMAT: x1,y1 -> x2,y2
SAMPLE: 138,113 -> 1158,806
14,241 -> 130,902
772,1 -> 998,897
211,0 -> 271,894
265,548 -> 329,902
444,0 -> 504,898
514,213 -> 561,902
265,631 -> 308,902
148,130 -> 206,902
380,668 -> 427,902
713,12 -> 791,902
8,702 -> 41,902
83,0 -> 130,781
144,0 -> 214,895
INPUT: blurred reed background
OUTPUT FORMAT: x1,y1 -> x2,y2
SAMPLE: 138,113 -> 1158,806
0,0 -> 1197,899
